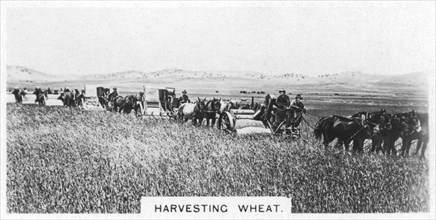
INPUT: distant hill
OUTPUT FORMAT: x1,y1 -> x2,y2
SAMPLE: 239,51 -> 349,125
376,72 -> 429,86
6,65 -> 430,89
81,69 -> 318,84
316,71 -> 390,84
7,65 -> 57,82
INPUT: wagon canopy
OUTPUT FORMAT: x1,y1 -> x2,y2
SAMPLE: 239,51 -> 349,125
83,84 -> 104,110
138,86 -> 175,117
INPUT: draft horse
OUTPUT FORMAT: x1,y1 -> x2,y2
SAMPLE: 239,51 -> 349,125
34,89 -> 47,106
203,98 -> 221,127
314,114 -> 372,152
399,110 -> 428,158
178,98 -> 206,126
113,95 -> 137,113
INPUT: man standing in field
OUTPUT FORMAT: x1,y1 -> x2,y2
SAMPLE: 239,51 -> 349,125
274,89 -> 290,129
136,91 -> 145,115
289,94 -> 306,132
179,90 -> 190,104
76,89 -> 85,106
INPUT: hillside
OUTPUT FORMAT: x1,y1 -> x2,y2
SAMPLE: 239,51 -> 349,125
6,66 -> 56,82
376,72 -> 429,86
316,71 -> 390,84
6,65 -> 431,90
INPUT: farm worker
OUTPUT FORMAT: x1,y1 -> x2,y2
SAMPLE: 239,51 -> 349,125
138,91 -> 145,102
289,94 -> 306,131
76,90 -> 85,106
12,87 -> 23,103
109,87 -> 118,100
108,87 -> 118,107
22,88 -> 29,97
179,90 -> 190,104
274,89 -> 290,129
33,86 -> 46,104
136,91 -> 145,114
62,88 -> 74,107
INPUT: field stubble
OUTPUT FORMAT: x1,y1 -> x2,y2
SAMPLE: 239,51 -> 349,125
7,104 -> 429,213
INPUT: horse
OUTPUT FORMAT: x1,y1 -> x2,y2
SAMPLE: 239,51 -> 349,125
398,110 -> 427,158
178,97 -> 206,126
11,89 -> 23,103
351,109 -> 387,154
113,95 -> 137,113
219,100 -> 234,114
383,114 -> 405,156
98,96 -> 110,110
59,90 -> 74,107
34,90 -> 47,106
203,98 -> 221,127
314,114 -> 372,151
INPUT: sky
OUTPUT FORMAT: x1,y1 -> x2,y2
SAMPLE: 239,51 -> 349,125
3,1 -> 435,76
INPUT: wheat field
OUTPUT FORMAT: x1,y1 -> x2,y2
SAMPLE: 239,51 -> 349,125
6,104 -> 429,213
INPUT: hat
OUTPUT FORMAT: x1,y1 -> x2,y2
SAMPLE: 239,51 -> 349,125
295,94 -> 303,99
182,90 -> 187,94
279,89 -> 286,93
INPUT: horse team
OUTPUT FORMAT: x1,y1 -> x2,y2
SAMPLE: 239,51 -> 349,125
11,88 -> 429,159
314,109 -> 429,159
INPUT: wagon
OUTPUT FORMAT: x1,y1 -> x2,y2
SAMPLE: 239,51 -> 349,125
137,86 -> 178,118
217,94 -> 302,137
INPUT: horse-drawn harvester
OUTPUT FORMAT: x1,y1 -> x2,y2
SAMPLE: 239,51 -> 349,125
83,85 -> 105,110
217,94 -> 304,137
137,86 -> 178,118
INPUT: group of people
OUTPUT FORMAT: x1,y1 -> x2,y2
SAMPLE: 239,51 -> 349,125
275,89 -> 307,132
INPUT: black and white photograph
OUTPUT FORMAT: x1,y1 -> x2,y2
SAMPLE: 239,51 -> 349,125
1,1 -> 435,219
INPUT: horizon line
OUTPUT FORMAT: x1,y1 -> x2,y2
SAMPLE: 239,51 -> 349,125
5,64 -> 432,77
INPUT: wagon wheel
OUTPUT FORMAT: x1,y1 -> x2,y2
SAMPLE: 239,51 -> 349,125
288,127 -> 301,139
217,111 -> 235,132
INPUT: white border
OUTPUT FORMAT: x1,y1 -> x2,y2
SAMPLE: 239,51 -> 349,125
1,1 -> 435,219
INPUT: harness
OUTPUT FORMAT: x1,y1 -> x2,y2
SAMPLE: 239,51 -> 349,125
347,125 -> 369,142
204,100 -> 217,114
